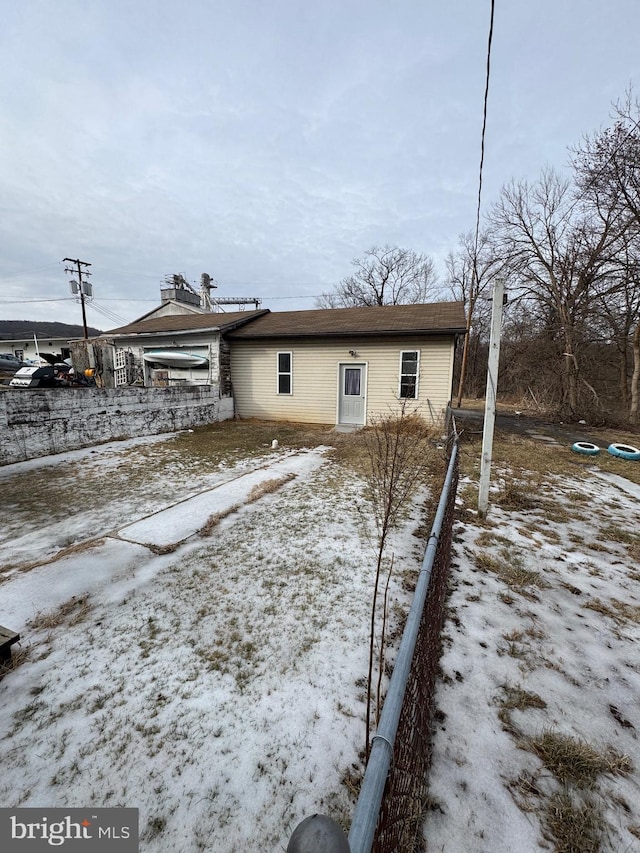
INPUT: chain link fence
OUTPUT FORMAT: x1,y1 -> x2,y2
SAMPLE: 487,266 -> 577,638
372,441 -> 458,851
288,425 -> 460,853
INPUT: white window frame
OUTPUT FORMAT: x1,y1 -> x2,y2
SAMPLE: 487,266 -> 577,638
398,349 -> 420,399
277,351 -> 293,395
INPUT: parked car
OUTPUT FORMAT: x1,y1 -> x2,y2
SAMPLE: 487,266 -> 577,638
0,353 -> 26,373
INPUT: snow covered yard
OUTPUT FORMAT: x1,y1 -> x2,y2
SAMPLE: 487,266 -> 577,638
0,422 -> 430,851
424,433 -> 640,853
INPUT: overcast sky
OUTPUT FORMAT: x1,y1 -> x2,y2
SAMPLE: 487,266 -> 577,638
1,0 -> 639,329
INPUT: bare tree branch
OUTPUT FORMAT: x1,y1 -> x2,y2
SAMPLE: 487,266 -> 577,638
316,245 -> 439,309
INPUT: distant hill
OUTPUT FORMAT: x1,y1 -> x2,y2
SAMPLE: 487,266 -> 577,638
0,320 -> 103,340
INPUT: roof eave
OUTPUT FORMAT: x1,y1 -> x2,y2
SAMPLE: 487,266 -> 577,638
107,309 -> 270,338
228,326 -> 467,340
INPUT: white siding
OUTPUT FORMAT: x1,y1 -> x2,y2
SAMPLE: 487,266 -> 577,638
230,336 -> 455,425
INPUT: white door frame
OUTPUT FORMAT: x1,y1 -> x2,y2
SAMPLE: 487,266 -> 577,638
337,362 -> 367,425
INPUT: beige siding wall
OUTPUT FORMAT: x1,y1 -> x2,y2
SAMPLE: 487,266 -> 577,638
230,336 -> 455,425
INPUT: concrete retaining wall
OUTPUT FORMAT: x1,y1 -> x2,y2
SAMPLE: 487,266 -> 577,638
0,386 -> 234,465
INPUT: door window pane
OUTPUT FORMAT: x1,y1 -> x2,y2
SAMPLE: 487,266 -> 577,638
344,367 -> 361,396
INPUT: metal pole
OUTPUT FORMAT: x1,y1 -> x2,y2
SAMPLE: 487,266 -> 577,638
477,279 -> 504,517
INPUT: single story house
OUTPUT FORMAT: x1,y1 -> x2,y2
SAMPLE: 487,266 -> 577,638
97,301 -> 465,426
226,302 -> 466,427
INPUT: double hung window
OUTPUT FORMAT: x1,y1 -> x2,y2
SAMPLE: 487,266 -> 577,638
277,352 -> 292,394
399,350 -> 419,399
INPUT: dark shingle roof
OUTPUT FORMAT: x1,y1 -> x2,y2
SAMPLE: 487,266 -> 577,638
105,310 -> 269,337
226,302 -> 466,339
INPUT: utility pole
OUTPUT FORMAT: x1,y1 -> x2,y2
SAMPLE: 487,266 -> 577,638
478,279 -> 505,518
64,258 -> 92,339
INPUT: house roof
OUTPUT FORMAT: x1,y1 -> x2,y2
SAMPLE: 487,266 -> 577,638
226,302 -> 466,340
104,309 -> 269,337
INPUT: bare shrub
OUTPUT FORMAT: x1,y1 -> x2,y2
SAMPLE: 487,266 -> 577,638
360,405 -> 438,758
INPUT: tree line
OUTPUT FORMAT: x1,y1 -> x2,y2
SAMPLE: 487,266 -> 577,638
318,93 -> 640,426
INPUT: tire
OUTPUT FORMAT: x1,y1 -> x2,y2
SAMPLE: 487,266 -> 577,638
571,441 -> 600,456
607,443 -> 640,461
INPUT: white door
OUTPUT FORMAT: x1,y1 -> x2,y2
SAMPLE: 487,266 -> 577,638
338,363 -> 366,425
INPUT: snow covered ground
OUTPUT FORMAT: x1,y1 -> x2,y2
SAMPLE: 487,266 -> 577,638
423,456 -> 640,852
3,423 -> 640,852
0,430 -> 427,851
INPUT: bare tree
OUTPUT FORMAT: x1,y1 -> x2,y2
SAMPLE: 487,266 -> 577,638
573,93 -> 640,421
446,230 -> 502,405
360,407 -> 436,760
316,245 -> 438,308
489,168 -> 622,419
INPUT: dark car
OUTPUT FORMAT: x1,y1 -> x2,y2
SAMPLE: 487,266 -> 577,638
0,353 -> 26,373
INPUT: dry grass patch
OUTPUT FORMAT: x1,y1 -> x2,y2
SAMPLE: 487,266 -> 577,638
247,473 -> 296,502
583,597 -> 640,626
564,489 -> 591,505
498,683 -> 547,735
177,419 -> 331,464
147,542 -> 181,554
599,523 -> 638,546
458,430 -> 583,483
28,594 -> 92,631
628,541 -> 640,564
522,731 -> 632,787
474,550 -> 550,596
1,537 -> 107,576
495,478 -> 540,512
198,504 -> 241,537
542,789 -> 605,853
500,684 -> 547,713
198,474 -> 297,538
475,530 -> 512,548
0,645 -> 30,678
518,522 -> 562,544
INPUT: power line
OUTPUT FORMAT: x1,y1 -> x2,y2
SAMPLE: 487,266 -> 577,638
457,0 -> 496,408
472,0 -> 495,266
0,261 -> 65,280
87,301 -> 129,325
0,297 -> 76,303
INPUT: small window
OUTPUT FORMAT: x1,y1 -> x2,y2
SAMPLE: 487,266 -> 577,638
277,351 -> 292,394
399,350 -> 419,399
